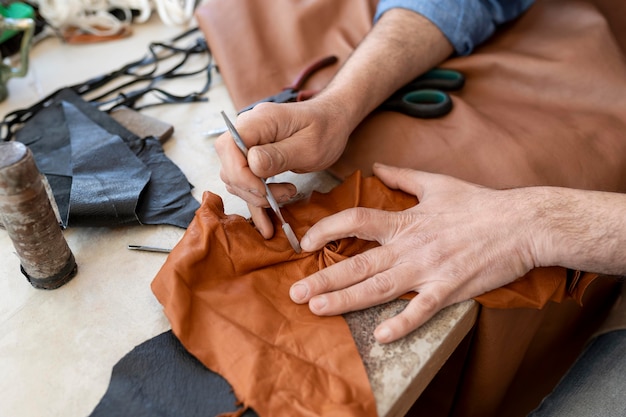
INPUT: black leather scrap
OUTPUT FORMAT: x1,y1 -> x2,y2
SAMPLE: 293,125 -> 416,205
14,88 -> 199,228
89,331 -> 258,417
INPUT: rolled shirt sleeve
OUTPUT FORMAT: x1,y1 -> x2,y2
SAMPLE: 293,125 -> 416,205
374,0 -> 535,55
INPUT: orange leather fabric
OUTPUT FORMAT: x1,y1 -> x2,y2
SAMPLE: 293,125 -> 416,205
151,173 -> 416,417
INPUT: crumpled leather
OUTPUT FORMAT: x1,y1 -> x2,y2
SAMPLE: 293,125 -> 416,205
14,88 -> 200,228
152,172 -> 418,417
194,0 -> 626,416
89,330 -> 257,417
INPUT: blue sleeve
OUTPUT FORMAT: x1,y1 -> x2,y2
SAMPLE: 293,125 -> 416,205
374,0 -> 535,56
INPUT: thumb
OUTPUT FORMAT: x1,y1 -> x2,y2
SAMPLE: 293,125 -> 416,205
248,133 -> 326,178
247,142 -> 289,179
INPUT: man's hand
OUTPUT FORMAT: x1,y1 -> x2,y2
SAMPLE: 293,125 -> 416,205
289,163 -> 539,343
214,100 -> 352,238
214,8 -> 453,239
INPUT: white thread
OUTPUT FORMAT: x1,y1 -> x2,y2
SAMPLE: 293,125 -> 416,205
35,0 -> 130,35
153,0 -> 195,26
32,0 -> 195,33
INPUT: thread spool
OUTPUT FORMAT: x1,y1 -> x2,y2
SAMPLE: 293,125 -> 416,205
0,141 -> 77,289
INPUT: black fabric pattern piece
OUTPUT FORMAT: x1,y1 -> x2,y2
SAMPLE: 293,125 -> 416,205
89,331 -> 258,417
14,88 -> 199,228
128,137 -> 200,228
63,101 -> 150,226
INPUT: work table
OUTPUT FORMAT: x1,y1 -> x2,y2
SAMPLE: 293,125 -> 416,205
0,13 -> 477,417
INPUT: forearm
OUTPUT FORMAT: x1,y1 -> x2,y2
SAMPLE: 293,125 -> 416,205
311,0 -> 534,137
314,8 -> 453,134
526,187 -> 626,276
375,0 -> 535,55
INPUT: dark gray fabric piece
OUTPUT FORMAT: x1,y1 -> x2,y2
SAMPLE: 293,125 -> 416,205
127,136 -> 200,229
63,101 -> 150,226
89,331 -> 258,417
14,88 -> 200,228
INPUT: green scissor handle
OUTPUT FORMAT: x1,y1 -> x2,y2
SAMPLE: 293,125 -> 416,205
380,68 -> 465,119
396,89 -> 452,119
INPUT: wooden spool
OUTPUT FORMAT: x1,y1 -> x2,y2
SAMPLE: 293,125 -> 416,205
0,141 -> 77,289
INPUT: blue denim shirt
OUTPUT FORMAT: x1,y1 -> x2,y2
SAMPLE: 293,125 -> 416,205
374,0 -> 534,55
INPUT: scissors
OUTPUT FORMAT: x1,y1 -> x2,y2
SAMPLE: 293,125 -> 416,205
237,55 -> 338,114
379,68 -> 465,119
220,111 -> 302,254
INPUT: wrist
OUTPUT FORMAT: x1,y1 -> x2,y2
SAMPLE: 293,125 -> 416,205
522,186 -> 601,271
307,91 -> 363,140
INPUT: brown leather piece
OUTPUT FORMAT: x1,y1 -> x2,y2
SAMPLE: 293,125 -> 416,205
196,0 -> 378,113
453,277 -> 620,417
152,173 -> 417,417
189,0 -> 626,416
332,0 -> 626,194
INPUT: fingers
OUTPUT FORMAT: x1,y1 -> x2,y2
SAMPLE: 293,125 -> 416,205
215,103 -> 312,208
230,103 -> 306,179
290,245 -> 398,303
289,247 -> 451,344
215,130 -> 268,207
247,181 -> 298,239
293,260 -> 414,314
374,292 -> 443,343
372,163 -> 476,203
373,163 -> 435,200
248,203 -> 274,239
301,207 -> 400,252
247,130 -> 337,178
236,101 -> 347,178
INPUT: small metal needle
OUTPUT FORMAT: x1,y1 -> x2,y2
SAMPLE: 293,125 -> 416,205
127,244 -> 172,253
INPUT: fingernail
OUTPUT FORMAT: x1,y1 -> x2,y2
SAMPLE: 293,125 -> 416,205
247,188 -> 263,198
277,184 -> 297,202
310,296 -> 327,312
375,326 -> 392,343
300,234 -> 311,251
253,148 -> 273,171
290,283 -> 308,302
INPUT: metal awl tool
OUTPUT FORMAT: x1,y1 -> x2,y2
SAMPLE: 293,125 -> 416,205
220,111 -> 302,253
127,244 -> 172,253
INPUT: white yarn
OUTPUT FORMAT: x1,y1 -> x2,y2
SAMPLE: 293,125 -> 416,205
33,0 -> 195,33
35,0 -> 127,35
153,0 -> 195,26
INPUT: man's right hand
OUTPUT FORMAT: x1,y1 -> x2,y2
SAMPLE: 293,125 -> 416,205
214,99 -> 352,238
214,7 -> 454,239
